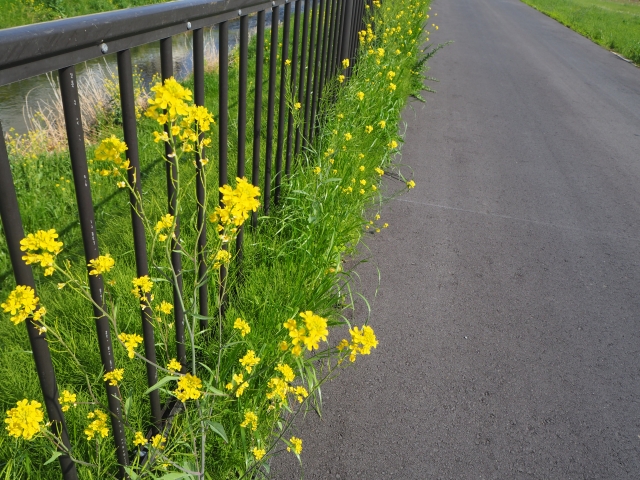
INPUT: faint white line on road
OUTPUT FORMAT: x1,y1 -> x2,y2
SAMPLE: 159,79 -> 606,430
396,197 -> 640,243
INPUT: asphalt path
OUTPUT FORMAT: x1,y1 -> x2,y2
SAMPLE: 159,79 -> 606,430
272,0 -> 640,477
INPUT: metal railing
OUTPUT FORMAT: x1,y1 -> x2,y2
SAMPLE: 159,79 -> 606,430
0,0 -> 368,477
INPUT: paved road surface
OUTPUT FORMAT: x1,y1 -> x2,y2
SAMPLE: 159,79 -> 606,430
272,0 -> 640,477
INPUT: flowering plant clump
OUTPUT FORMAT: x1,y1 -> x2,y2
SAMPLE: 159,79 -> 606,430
0,0 -> 435,474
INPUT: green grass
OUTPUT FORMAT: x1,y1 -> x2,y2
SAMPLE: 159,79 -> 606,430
520,0 -> 640,64
0,0 -> 437,477
0,0 -> 172,30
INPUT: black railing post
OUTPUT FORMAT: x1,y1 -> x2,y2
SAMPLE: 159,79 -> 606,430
303,0 -> 318,148
251,10 -> 266,228
0,123 -> 78,480
285,0 -> 302,175
310,0 -> 329,143
236,14 -> 249,262
274,1 -> 291,205
58,65 -> 130,478
160,38 -> 187,371
341,0 -> 354,79
193,28 -> 208,330
117,49 -> 162,430
218,20 -> 229,317
263,5 -> 279,215
295,0 -> 311,158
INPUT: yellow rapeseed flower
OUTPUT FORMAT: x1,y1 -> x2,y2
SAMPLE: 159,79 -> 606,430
287,436 -> 303,454
167,358 -> 182,373
58,390 -> 77,412
131,275 -> 153,299
88,254 -> 115,276
118,332 -> 143,359
240,411 -> 258,431
356,91 -> 365,101
133,431 -> 146,447
253,447 -> 266,460
5,399 -> 44,440
103,368 -> 124,387
342,58 -> 349,69
174,373 -> 203,402
407,180 -> 416,189
233,318 -> 251,337
240,350 -> 261,373
85,410 -> 109,441
2,285 -> 39,325
338,75 -> 345,83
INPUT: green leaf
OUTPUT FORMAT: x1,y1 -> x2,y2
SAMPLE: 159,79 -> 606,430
43,451 -> 62,466
124,396 -> 132,417
208,422 -> 228,443
123,467 -> 140,480
144,375 -> 179,395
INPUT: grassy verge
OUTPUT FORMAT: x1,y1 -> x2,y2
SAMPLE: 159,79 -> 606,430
0,0 -> 173,30
0,0 -> 438,477
520,0 -> 640,64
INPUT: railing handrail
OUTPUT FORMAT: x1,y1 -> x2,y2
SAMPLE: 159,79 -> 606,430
0,0 -> 289,87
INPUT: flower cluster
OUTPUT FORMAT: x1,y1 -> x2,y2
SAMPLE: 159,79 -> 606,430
155,213 -> 175,242
166,358 -> 182,373
118,332 -> 143,359
209,177 -> 261,232
104,368 -> 124,386
225,372 -> 249,397
58,390 -> 77,412
266,363 -> 308,406
240,411 -> 258,431
1,285 -> 44,325
283,311 -> 329,356
131,275 -> 153,299
174,373 -> 203,402
338,325 -> 379,362
287,436 -> 303,455
5,399 -> 44,440
233,318 -> 251,337
88,254 -> 115,276
239,350 -> 261,373
85,410 -> 109,441
20,229 -> 63,276
94,136 -> 131,182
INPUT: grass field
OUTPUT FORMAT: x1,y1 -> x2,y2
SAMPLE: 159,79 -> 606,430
520,0 -> 640,64
0,0 -> 171,30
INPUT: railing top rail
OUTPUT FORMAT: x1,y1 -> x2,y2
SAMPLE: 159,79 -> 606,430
0,0 -> 290,87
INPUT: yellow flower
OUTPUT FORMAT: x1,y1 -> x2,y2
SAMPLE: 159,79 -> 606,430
387,70 -> 396,80
313,166 -> 321,175
84,410 -> 109,441
253,447 -> 266,460
285,59 -> 291,66
118,332 -> 143,359
294,102 -> 301,110
337,74 -> 345,83
88,254 -> 115,276
233,318 -> 251,337
279,340 -> 289,351
20,229 -> 63,275
298,311 -> 328,351
131,275 -> 153,299
240,411 -> 258,431
133,431 -> 146,447
290,385 -> 308,403
287,436 -> 303,454
5,399 -> 44,440
103,368 -> 124,386
167,358 -> 182,373
407,180 -> 416,189
342,58 -> 349,69
378,120 -> 386,128
375,167 -> 384,176
156,301 -> 173,315
212,249 -> 231,268
389,82 -> 396,91
117,181 -> 126,188
240,350 -> 261,373
155,214 -> 174,234
344,132 -> 352,141
356,91 -> 365,101
151,434 -> 166,449
266,377 -> 289,403
174,373 -> 203,402
365,125 -> 373,133
275,363 -> 295,382
2,285 -> 39,325
58,390 -> 77,412
388,140 -> 398,149
94,136 -> 127,165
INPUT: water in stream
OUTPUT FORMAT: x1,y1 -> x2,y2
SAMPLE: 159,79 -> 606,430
0,8 -> 284,134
